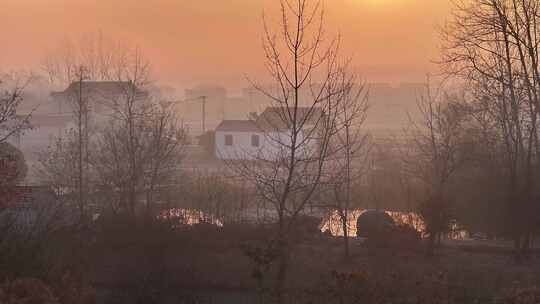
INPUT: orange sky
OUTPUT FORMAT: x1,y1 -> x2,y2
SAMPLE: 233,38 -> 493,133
0,0 -> 452,91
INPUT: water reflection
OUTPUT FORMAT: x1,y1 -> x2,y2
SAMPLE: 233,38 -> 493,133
320,209 -> 424,237
159,208 -> 224,227
320,209 -> 469,240
159,208 -> 469,240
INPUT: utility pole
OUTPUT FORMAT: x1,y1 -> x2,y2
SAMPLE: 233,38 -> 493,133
169,95 -> 207,135
76,65 -> 88,223
201,95 -> 207,134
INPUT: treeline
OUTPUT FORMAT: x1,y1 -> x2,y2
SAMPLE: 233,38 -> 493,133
2,0 -> 540,303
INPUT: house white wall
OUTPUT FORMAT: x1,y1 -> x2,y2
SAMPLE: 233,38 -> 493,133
215,131 -> 262,160
215,130 -> 319,161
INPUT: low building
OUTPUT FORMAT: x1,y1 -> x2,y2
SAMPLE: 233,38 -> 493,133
14,81 -> 149,167
215,107 -> 323,161
215,120 -> 261,160
50,81 -> 148,120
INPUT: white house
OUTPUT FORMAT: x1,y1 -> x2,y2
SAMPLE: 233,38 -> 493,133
215,120 -> 262,160
215,107 -> 324,161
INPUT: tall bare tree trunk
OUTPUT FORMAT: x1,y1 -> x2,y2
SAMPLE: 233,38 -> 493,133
341,210 -> 350,259
77,69 -> 86,223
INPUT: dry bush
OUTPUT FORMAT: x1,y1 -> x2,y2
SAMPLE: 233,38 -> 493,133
500,287 -> 540,304
364,223 -> 422,252
0,278 -> 58,304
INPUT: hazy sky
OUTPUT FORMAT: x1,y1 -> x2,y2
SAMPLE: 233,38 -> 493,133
0,0 -> 452,91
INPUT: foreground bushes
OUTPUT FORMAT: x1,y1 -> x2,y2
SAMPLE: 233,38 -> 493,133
364,223 -> 422,251
2,213 -> 540,304
500,287 -> 540,304
0,278 -> 95,304
0,278 -> 58,304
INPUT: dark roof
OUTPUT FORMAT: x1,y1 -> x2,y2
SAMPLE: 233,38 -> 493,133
51,81 -> 147,99
214,107 -> 325,132
29,115 -> 72,127
256,107 -> 325,131
66,81 -> 130,93
215,120 -> 259,132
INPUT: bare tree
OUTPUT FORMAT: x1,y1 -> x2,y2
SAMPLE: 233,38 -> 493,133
91,57 -> 188,217
41,33 -> 125,222
0,143 -> 28,211
41,34 -> 188,220
231,0 -> 354,300
43,32 -> 129,86
179,170 -> 252,225
144,104 -> 188,215
0,75 -> 31,144
441,0 -> 540,259
323,81 -> 370,259
406,80 -> 468,256
74,67 -> 90,221
37,130 -> 80,197
0,74 -> 31,213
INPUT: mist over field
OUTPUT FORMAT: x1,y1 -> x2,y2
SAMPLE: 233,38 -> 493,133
2,1 -> 540,303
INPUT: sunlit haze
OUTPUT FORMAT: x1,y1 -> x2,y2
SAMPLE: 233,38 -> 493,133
5,1 -> 537,302
0,0 -> 451,91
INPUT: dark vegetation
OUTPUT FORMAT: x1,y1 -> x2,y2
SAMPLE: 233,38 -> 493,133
2,213 -> 540,304
4,0 -> 540,303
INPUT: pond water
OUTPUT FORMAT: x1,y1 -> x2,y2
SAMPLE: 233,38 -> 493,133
158,208 -> 224,227
159,208 -> 469,240
320,209 -> 424,237
320,209 -> 468,240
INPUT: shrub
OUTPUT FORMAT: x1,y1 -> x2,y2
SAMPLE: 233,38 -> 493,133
501,287 -> 540,304
0,143 -> 27,210
364,223 -> 421,251
0,278 -> 58,304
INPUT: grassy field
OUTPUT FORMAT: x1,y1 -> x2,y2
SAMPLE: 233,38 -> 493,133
88,222 -> 540,303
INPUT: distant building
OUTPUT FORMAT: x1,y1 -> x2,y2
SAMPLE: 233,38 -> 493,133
50,81 -> 148,119
13,114 -> 73,162
15,81 -> 148,170
364,82 -> 424,133
215,106 -> 323,161
185,84 -> 227,101
215,120 -> 260,160
179,84 -> 227,135
241,85 -> 324,113
183,81 -> 423,151
224,97 -> 252,120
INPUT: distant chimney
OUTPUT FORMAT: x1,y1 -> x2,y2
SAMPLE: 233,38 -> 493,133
249,112 -> 258,121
